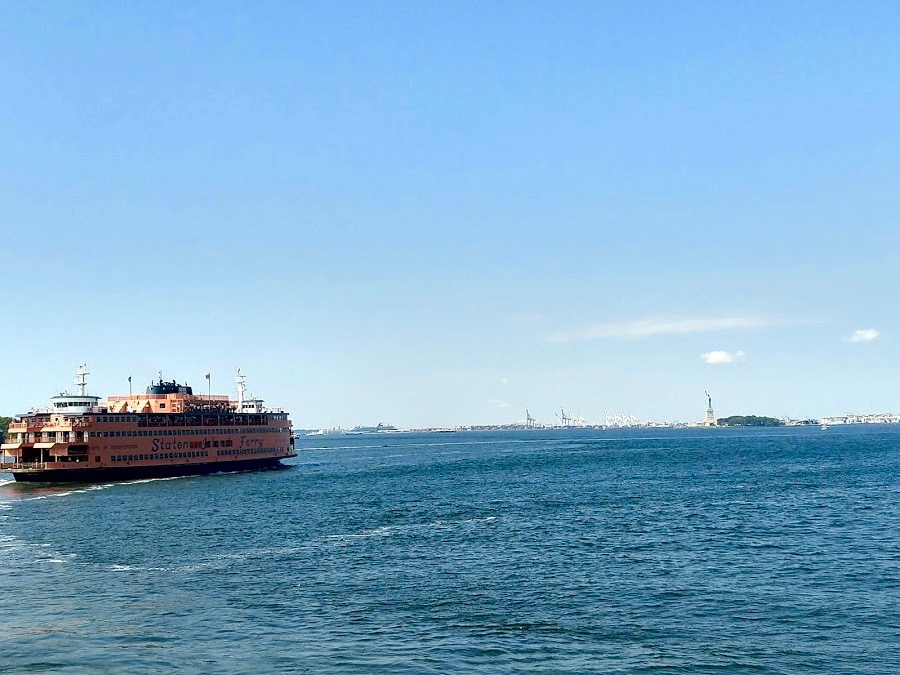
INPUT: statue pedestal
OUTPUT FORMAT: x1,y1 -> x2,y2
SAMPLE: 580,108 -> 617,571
704,408 -> 717,427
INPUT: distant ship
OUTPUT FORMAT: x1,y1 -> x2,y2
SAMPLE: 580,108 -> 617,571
346,423 -> 398,434
1,366 -> 295,483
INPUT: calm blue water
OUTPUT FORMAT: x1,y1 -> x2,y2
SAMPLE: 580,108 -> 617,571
2,426 -> 900,673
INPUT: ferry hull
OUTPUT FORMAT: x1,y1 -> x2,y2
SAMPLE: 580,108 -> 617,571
7,456 -> 291,483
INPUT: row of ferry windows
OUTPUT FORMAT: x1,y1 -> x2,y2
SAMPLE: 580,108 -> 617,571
215,447 -> 284,456
97,414 -> 288,423
91,428 -> 279,438
111,451 -> 208,462
109,447 -> 283,462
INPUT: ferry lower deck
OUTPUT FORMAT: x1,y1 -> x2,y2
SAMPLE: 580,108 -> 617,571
6,455 -> 288,483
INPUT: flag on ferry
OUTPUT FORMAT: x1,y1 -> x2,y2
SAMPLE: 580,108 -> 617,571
205,373 -> 210,380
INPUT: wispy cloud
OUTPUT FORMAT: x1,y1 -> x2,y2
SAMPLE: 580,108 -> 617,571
548,316 -> 771,343
488,398 -> 511,408
848,328 -> 880,343
702,350 -> 746,365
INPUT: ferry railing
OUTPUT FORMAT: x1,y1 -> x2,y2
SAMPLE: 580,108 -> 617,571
8,418 -> 93,432
106,394 -> 230,402
1,462 -> 44,471
1,459 -> 90,471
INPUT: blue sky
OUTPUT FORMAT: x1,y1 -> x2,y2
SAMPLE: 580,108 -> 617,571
2,2 -> 899,427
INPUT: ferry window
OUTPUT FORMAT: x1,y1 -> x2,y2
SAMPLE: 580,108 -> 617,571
159,403 -> 166,409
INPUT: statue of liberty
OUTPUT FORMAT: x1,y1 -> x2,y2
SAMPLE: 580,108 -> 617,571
705,390 -> 712,410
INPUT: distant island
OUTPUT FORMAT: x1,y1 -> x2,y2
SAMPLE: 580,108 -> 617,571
717,415 -> 783,427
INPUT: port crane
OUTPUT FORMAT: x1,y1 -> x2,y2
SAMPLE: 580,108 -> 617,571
555,407 -> 571,428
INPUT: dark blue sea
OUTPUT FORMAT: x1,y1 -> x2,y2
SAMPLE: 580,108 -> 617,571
3,426 -> 900,673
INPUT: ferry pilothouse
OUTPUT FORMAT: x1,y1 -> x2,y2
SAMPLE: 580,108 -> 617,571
0,366 -> 296,483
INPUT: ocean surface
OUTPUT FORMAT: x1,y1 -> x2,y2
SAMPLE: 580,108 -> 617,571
2,426 -> 900,673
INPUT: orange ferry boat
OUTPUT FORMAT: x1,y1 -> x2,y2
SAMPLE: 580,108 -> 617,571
1,366 -> 295,483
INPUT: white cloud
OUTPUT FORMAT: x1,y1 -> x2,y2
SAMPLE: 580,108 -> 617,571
848,328 -> 879,343
702,350 -> 747,365
548,316 -> 771,343
500,378 -> 509,384
488,398 -> 511,408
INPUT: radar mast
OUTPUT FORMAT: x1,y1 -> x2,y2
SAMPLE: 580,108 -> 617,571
74,364 -> 89,396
